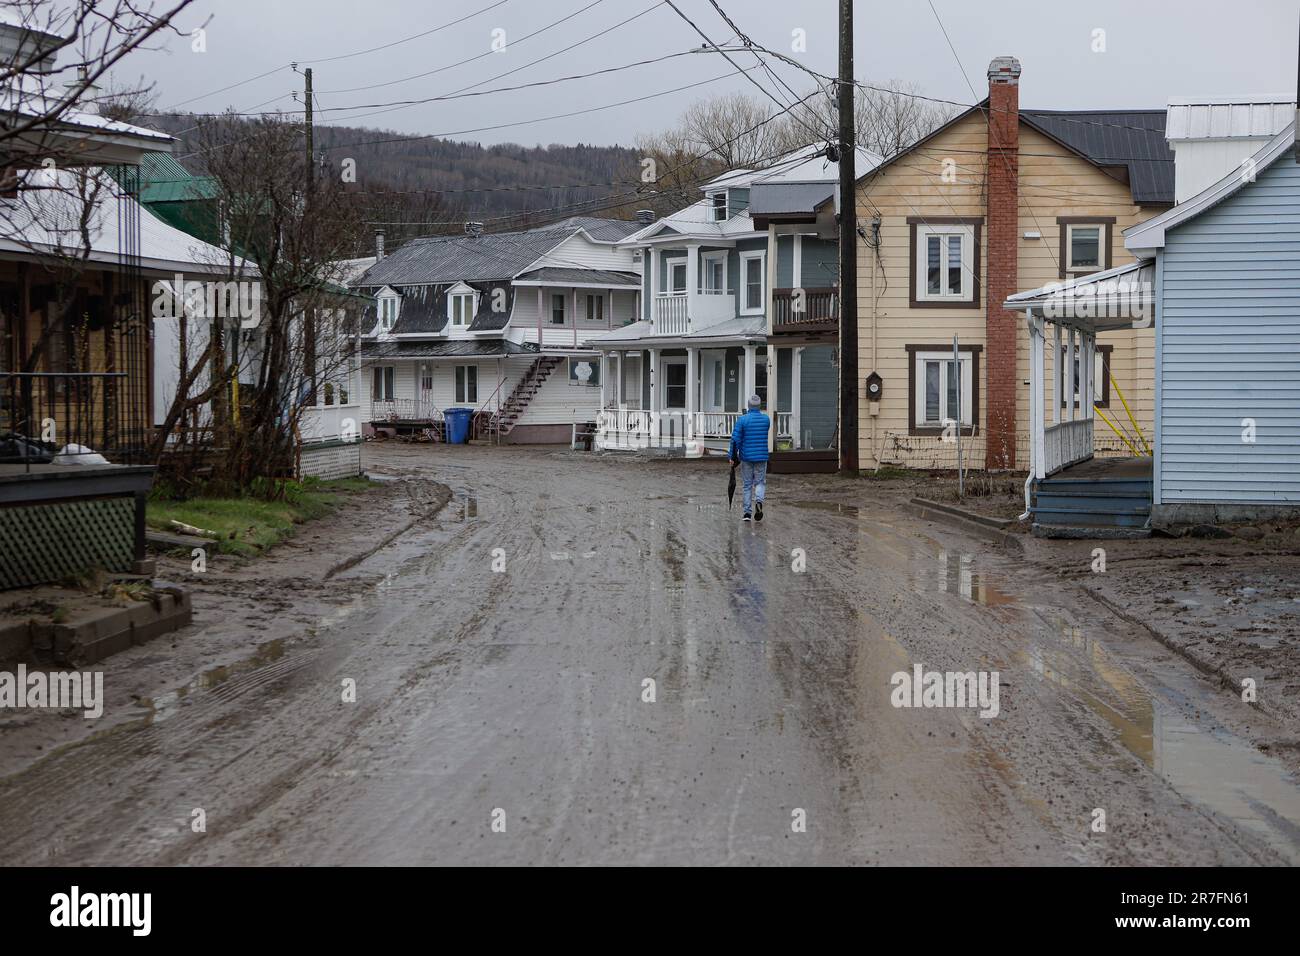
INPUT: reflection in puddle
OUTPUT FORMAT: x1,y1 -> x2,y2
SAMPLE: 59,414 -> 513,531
456,496 -> 478,521
935,549 -> 1017,607
136,639 -> 286,725
785,499 -> 860,516
1021,616 -> 1300,862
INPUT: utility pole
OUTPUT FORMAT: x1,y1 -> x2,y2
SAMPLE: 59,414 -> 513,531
837,0 -> 859,472
304,67 -> 314,191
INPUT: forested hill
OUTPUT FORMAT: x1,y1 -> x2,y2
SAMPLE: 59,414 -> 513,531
143,113 -> 643,225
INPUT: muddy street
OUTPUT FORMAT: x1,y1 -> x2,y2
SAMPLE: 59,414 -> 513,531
2,444 -> 1298,866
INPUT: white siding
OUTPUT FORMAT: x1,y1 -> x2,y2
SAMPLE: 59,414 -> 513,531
530,233 -> 636,272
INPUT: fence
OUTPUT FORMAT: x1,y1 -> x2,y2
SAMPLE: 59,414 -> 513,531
1,371 -> 150,471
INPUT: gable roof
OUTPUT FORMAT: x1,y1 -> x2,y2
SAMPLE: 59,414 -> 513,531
1021,110 -> 1174,205
821,101 -> 1174,211
1125,121 -> 1296,256
354,217 -> 638,288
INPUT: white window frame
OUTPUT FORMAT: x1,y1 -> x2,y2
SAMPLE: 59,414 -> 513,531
454,364 -> 478,404
668,259 -> 687,295
550,293 -> 566,325
371,365 -> 395,402
585,293 -> 604,323
1065,223 -> 1104,276
701,251 -> 727,294
912,350 -> 974,429
739,250 -> 766,315
914,224 -> 975,303
449,291 -> 475,327
379,296 -> 398,331
709,191 -> 727,222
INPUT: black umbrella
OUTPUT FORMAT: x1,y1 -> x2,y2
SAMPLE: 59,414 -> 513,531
727,460 -> 737,509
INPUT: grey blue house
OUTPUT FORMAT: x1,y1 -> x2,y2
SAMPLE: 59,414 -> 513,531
1125,118 -> 1300,524
587,146 -> 878,471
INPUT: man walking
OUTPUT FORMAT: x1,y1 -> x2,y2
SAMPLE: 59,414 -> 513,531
730,394 -> 770,522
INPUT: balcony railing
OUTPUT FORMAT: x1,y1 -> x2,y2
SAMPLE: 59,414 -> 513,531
654,294 -> 689,334
772,287 -> 838,333
1,372 -> 150,471
370,398 -> 442,423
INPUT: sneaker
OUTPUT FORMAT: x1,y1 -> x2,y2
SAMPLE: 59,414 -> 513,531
742,512 -> 752,522
755,502 -> 764,522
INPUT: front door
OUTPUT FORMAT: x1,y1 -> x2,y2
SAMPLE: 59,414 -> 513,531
662,359 -> 687,409
700,349 -> 725,413
419,364 -> 434,416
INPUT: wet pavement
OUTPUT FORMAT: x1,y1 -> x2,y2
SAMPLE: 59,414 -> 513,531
2,444 -> 1298,865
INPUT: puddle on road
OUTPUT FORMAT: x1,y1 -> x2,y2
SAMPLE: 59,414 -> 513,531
1016,610 -> 1300,862
135,638 -> 288,725
454,495 -> 479,521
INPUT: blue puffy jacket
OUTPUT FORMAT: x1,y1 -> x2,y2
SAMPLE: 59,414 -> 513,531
730,409 -> 771,463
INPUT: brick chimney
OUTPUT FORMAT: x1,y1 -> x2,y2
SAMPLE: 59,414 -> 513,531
985,55 -> 1021,470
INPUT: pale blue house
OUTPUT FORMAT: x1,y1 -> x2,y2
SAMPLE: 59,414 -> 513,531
1125,119 -> 1300,524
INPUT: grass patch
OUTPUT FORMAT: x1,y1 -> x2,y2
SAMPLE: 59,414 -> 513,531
147,476 -> 375,557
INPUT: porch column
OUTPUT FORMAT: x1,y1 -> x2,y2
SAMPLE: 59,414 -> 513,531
792,346 -> 804,449
599,352 -> 608,410
742,345 -> 756,410
1029,309 -> 1046,481
649,247 -> 660,325
1081,334 -> 1092,421
537,287 -> 544,347
614,351 -> 623,407
685,346 -> 697,440
1066,328 -> 1077,423
766,228 -> 778,335
767,346 -> 779,452
648,346 -> 659,412
685,243 -> 700,329
1052,323 -> 1061,425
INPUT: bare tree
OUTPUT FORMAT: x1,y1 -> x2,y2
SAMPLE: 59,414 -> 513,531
852,79 -> 958,158
0,0 -> 196,166
188,112 -> 366,492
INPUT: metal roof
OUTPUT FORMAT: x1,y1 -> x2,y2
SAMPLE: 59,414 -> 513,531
389,287 -> 448,335
514,266 -> 640,286
467,280 -> 514,332
362,339 -> 539,359
748,182 -> 835,217
1022,110 -> 1175,205
1165,98 -> 1294,141
356,218 -> 640,288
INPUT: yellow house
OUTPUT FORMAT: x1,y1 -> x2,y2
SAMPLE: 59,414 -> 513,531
830,56 -> 1173,471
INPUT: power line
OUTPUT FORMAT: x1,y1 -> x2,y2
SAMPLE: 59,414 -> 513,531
156,0 -> 513,114
314,0 -> 606,98
661,0 -> 830,146
316,66 -> 758,154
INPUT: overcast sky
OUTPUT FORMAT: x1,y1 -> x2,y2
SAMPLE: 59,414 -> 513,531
124,0 -> 1300,146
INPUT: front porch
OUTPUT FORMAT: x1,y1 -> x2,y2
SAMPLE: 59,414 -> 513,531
590,339 -> 835,458
1005,261 -> 1155,535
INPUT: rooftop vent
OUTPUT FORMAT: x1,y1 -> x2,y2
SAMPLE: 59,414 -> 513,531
464,221 -> 484,237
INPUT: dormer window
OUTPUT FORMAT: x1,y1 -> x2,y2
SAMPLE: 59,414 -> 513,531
449,291 -> 475,327
709,191 -> 727,222
379,296 -> 397,331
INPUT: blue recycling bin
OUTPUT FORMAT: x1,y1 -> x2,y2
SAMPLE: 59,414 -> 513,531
444,407 -> 473,444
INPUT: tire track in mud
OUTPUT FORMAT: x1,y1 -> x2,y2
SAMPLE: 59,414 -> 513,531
0,445 -> 1292,865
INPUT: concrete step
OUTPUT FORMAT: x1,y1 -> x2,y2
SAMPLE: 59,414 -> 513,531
1038,477 -> 1153,496
1034,491 -> 1152,512
1031,506 -> 1150,528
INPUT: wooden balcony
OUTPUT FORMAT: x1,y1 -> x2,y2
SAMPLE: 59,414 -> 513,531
771,287 -> 837,335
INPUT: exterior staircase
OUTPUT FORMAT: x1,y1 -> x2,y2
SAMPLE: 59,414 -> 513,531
1030,463 -> 1153,538
491,356 -> 563,438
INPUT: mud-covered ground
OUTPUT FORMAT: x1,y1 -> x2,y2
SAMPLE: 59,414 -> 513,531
1,443 -> 1298,865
